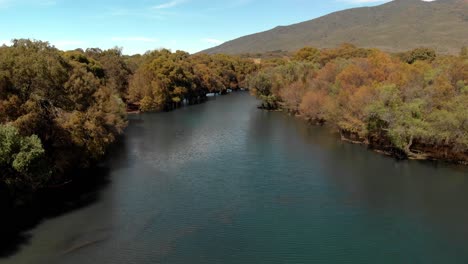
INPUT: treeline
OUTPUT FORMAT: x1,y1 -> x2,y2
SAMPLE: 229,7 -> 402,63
128,50 -> 257,112
1,39 -> 465,198
248,44 -> 468,163
0,39 -> 256,198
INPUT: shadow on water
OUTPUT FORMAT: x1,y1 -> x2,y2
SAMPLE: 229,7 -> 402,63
287,113 -> 468,237
0,136 -> 129,258
0,95 -> 221,258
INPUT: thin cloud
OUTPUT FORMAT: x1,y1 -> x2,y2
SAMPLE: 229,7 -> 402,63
39,0 -> 56,6
112,37 -> 159,43
202,38 -> 223,45
99,8 -> 165,20
152,0 -> 186,9
206,0 -> 253,11
52,40 -> 86,49
0,0 -> 57,8
0,0 -> 12,8
340,0 -> 390,3
341,0 -> 436,4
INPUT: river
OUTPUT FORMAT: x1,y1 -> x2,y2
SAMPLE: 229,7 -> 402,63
1,92 -> 468,264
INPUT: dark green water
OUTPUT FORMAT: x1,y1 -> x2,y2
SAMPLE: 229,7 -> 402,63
2,92 -> 468,264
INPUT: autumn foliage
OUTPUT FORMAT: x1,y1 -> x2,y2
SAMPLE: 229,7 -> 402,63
128,50 -> 257,112
0,40 -> 128,193
0,39 -> 257,195
248,45 -> 468,163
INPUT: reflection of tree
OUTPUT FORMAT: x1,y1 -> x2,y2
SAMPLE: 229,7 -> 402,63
321,144 -> 468,242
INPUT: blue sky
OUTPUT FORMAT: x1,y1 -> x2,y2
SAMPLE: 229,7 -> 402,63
0,0 -> 392,54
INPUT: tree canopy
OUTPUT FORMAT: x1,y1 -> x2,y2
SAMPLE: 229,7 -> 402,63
1,39 -> 466,197
128,50 -> 256,112
248,45 -> 468,163
0,40 -> 127,193
0,39 -> 257,196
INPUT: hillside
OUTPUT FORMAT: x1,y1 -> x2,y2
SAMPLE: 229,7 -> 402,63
202,0 -> 468,55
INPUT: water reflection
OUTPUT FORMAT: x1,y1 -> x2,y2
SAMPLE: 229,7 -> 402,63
0,166 -> 112,258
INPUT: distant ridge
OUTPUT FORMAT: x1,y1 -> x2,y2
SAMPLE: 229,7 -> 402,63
202,0 -> 468,55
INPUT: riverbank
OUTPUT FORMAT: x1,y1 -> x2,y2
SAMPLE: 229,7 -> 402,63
3,92 -> 468,264
4,92 -> 239,208
339,129 -> 468,165
281,111 -> 468,165
246,47 -> 467,166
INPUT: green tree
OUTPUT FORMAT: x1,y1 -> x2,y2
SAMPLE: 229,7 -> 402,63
0,124 -> 47,188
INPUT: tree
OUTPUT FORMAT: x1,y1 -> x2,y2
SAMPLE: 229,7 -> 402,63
293,47 -> 320,64
128,50 -> 256,112
299,90 -> 329,123
85,47 -> 132,98
0,124 -> 48,189
0,39 -> 127,191
318,43 -> 371,66
279,81 -> 308,114
401,47 -> 437,64
460,46 -> 468,59
248,44 -> 467,162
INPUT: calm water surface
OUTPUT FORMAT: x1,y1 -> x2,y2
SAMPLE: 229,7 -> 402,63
2,92 -> 468,264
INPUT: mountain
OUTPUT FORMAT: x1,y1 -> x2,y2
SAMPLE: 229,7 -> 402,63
202,0 -> 468,55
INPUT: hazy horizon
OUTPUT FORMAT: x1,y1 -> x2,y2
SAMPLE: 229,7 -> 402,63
0,0 -> 395,54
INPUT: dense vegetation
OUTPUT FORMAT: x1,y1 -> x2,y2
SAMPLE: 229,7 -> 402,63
203,0 -> 468,55
248,44 -> 468,163
0,40 -> 128,196
0,39 -> 256,199
128,50 -> 256,112
1,38 -> 466,201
